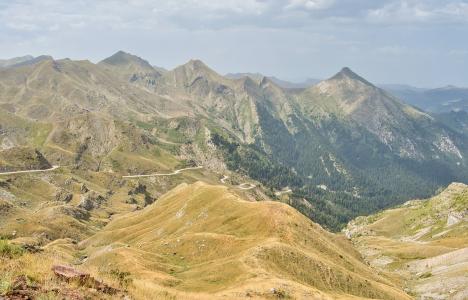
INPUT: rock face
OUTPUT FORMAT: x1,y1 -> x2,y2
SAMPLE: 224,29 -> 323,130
447,211 -> 465,226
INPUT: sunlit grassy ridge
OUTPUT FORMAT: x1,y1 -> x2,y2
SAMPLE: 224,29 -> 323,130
82,182 -> 410,299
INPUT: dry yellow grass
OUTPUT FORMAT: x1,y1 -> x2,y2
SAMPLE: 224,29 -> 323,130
81,182 -> 410,299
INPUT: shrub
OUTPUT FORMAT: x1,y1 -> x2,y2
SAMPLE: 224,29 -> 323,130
419,272 -> 433,279
0,277 -> 12,295
0,239 -> 24,258
110,269 -> 132,289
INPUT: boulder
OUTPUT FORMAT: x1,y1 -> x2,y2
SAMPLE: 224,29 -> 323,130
52,265 -> 90,283
52,265 -> 120,295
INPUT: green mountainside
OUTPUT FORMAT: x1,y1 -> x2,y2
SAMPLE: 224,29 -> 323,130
1,52 -> 467,231
0,51 -> 467,299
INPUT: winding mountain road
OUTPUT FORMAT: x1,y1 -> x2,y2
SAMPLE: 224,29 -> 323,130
0,165 -> 60,176
0,165 -> 259,193
220,175 -> 229,184
219,175 -> 256,190
122,166 -> 204,178
275,189 -> 292,196
238,183 -> 256,190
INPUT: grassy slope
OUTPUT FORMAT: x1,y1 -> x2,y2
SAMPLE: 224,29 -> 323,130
0,165 -> 211,298
346,183 -> 468,299
81,182 -> 410,300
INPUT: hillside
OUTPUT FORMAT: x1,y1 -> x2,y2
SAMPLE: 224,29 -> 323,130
297,67 -> 461,161
1,51 -> 468,231
345,183 -> 468,299
81,182 -> 410,299
0,51 -> 466,298
0,147 -> 51,172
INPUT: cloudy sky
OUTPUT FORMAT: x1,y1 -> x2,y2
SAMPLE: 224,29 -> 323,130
0,0 -> 467,87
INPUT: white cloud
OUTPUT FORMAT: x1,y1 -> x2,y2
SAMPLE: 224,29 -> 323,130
151,0 -> 268,15
0,0 -> 274,33
367,1 -> 433,23
439,2 -> 468,19
285,0 -> 335,10
0,0 -> 468,87
2,0 -> 468,35
367,0 -> 468,24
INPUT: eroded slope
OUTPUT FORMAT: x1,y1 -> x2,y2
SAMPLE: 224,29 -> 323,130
346,183 -> 468,299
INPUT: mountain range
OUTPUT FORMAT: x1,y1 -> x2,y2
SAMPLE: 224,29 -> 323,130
0,51 -> 467,299
1,51 -> 468,230
382,84 -> 468,113
226,72 -> 320,89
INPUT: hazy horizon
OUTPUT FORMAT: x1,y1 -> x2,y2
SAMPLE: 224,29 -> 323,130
1,0 -> 467,87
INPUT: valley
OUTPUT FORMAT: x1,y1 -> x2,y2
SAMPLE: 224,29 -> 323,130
345,183 -> 468,299
0,52 -> 467,299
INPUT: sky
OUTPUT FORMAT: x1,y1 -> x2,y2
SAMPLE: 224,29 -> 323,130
0,0 -> 467,87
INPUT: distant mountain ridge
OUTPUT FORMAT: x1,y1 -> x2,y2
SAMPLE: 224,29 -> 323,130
381,83 -> 468,113
1,51 -> 466,300
226,72 -> 320,89
1,51 -> 467,231
0,55 -> 34,68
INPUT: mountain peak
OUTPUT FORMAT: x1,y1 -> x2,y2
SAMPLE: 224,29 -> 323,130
183,59 -> 211,71
100,51 -> 153,70
330,67 -> 374,86
174,59 -> 219,78
339,67 -> 356,76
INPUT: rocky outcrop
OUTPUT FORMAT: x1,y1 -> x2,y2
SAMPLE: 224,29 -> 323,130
54,206 -> 90,220
78,191 -> 106,211
55,189 -> 73,203
79,184 -> 89,194
0,147 -> 51,172
52,265 -> 120,295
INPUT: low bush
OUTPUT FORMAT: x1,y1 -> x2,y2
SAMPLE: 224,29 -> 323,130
0,239 -> 24,258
